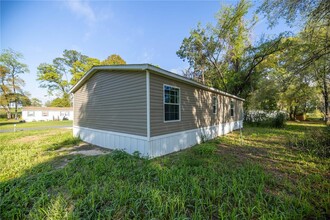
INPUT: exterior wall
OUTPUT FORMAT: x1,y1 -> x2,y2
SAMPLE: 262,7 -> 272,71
74,70 -> 147,136
149,73 -> 243,137
22,110 -> 73,122
73,120 -> 243,158
149,120 -> 243,157
73,69 -> 244,158
73,126 -> 150,156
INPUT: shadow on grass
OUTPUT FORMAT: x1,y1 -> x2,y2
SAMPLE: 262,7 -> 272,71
0,121 -> 23,126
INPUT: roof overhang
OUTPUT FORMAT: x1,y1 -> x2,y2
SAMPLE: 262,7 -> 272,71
69,64 -> 245,101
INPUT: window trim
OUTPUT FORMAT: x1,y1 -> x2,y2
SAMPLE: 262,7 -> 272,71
230,100 -> 235,117
212,95 -> 218,114
42,111 -> 49,117
163,84 -> 181,123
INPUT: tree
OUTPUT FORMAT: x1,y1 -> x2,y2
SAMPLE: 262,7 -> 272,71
301,25 -> 330,123
30,98 -> 42,107
0,49 -> 29,119
70,57 -> 100,85
258,0 -> 330,123
177,0 -> 289,98
70,54 -> 126,85
101,54 -> 126,65
258,0 -> 330,27
37,50 -> 127,102
37,50 -> 88,98
48,95 -> 71,107
0,65 -> 12,119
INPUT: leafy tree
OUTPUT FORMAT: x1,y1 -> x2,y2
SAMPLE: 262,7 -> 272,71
30,98 -> 42,107
70,57 -> 101,86
0,49 -> 29,119
258,0 -> 329,27
0,65 -> 12,118
37,50 -> 127,102
258,0 -> 330,123
70,54 -> 126,85
37,50 -> 88,98
101,54 -> 126,65
48,94 -> 71,107
300,25 -> 330,123
177,0 -> 289,98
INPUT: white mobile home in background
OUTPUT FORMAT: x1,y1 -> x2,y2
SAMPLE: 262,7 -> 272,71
22,107 -> 73,122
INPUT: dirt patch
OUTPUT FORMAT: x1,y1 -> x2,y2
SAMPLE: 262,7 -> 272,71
12,133 -> 53,144
53,143 -> 112,169
56,143 -> 111,156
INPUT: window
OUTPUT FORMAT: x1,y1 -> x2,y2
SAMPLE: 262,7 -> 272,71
213,96 -> 218,114
28,111 -> 34,116
230,101 -> 235,117
42,111 -> 48,117
60,112 -> 69,116
164,85 -> 180,121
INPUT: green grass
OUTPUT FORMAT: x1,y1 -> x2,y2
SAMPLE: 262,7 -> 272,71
0,120 -> 72,130
0,122 -> 329,219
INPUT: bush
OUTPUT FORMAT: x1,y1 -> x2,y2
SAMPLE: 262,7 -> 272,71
272,112 -> 286,128
244,111 -> 287,128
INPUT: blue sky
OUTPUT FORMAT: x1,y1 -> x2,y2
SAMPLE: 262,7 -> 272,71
1,0 -> 293,104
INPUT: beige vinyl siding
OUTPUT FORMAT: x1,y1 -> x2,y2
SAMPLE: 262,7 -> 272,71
150,73 -> 226,137
221,96 -> 243,122
74,70 -> 147,136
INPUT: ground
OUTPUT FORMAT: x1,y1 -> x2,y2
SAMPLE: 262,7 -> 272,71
0,121 -> 329,219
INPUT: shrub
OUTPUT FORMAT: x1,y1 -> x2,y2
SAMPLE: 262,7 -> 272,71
244,111 -> 287,128
272,112 -> 286,128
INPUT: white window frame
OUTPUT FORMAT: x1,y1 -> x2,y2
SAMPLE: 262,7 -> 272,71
163,84 -> 181,123
42,111 -> 48,117
230,100 -> 235,117
213,96 -> 218,114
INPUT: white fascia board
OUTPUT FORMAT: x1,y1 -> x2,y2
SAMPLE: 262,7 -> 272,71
69,64 -> 245,102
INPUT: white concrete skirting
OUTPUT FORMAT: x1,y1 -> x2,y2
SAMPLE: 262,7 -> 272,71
73,120 -> 243,158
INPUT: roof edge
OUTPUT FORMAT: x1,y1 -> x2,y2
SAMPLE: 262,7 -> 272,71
69,64 -> 245,101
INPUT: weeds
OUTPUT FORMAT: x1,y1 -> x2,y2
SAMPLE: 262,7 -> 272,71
0,122 -> 329,219
287,125 -> 330,157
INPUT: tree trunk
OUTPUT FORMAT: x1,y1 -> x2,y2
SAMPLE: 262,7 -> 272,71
293,106 -> 298,120
12,73 -> 18,119
4,105 -> 11,119
323,76 -> 329,124
289,106 -> 294,120
15,99 -> 18,119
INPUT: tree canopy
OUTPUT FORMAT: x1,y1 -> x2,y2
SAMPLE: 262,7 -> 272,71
37,50 -> 126,107
177,0 -> 329,123
0,49 -> 29,118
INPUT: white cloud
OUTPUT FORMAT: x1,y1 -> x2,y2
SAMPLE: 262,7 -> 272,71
66,0 -> 96,23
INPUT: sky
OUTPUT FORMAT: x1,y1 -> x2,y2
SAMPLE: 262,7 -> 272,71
1,0 -> 294,104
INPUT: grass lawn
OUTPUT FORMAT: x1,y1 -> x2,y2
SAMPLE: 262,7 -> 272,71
0,122 -> 329,219
0,120 -> 72,130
